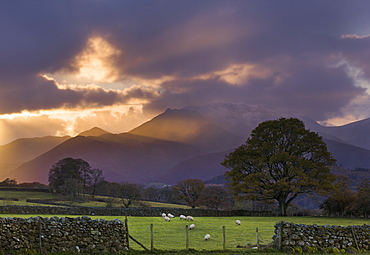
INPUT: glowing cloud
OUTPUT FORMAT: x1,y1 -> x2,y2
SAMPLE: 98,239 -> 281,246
198,63 -> 271,85
73,36 -> 122,83
341,34 -> 370,39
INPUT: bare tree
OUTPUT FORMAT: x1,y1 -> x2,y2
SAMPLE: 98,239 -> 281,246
117,182 -> 147,208
173,179 -> 205,208
198,186 -> 230,209
90,168 -> 104,197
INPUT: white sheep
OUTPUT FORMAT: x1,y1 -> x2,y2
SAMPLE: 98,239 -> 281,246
161,213 -> 166,217
189,224 -> 195,230
204,234 -> 210,241
167,213 -> 174,218
179,215 -> 186,220
186,215 -> 194,221
164,216 -> 170,222
236,220 -> 241,225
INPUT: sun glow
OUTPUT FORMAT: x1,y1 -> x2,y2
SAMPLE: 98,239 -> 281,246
198,63 -> 271,85
0,104 -> 146,138
0,111 -> 41,120
74,36 -> 122,83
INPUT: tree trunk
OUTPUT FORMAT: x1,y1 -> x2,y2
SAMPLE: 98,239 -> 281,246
278,198 -> 288,216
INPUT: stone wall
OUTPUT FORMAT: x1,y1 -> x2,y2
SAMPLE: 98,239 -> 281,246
273,221 -> 370,253
0,216 -> 128,253
0,205 -> 272,217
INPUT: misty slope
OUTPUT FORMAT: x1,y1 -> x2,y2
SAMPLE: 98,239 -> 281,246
0,136 -> 70,179
154,150 -> 232,185
78,127 -> 112,137
154,137 -> 370,185
304,117 -> 370,151
129,108 -> 244,153
184,102 -> 296,139
5,102 -> 370,185
8,133 -> 204,184
323,138 -> 370,170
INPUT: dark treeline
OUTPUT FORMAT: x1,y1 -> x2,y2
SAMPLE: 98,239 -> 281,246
1,156 -> 369,218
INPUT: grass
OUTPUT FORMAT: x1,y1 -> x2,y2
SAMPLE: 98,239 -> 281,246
119,216 -> 370,251
0,190 -> 193,208
1,214 -> 368,252
0,191 -> 57,200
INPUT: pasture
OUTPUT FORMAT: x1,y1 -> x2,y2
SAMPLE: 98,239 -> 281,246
1,214 -> 369,252
121,216 -> 370,251
0,190 -> 191,208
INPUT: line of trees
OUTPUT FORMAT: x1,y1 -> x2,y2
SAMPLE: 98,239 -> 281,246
46,158 -> 234,209
320,176 -> 370,218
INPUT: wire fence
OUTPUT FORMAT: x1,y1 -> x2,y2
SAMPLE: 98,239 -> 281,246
127,223 -> 275,251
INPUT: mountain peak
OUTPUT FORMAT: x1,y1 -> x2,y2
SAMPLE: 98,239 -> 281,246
78,127 -> 111,137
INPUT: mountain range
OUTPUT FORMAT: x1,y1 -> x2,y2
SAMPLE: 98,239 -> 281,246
1,102 -> 370,185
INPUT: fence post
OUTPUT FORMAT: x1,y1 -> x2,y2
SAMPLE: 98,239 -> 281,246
150,224 -> 154,252
351,227 -> 360,252
222,226 -> 226,250
278,225 -> 282,250
256,227 -> 259,250
125,217 -> 129,249
185,225 -> 189,250
38,221 -> 42,255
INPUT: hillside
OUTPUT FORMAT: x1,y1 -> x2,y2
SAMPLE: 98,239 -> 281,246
129,108 -> 243,153
0,136 -> 70,180
2,102 -> 370,185
155,150 -> 232,184
78,127 -> 112,137
7,133 -> 204,184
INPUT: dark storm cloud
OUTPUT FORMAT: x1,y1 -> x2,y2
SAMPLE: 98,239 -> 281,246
145,62 -> 365,121
1,0 -> 370,120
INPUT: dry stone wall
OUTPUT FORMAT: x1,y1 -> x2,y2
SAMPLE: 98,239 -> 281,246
273,221 -> 370,253
0,216 -> 128,254
0,205 -> 271,217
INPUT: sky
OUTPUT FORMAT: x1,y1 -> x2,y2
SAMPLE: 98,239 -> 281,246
1,1 -> 370,145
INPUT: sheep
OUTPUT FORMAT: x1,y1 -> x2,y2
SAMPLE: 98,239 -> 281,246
164,216 -> 171,222
204,234 -> 210,241
189,224 -> 195,230
179,215 -> 186,220
186,215 -> 194,221
161,213 -> 166,217
236,220 -> 241,225
167,213 -> 174,218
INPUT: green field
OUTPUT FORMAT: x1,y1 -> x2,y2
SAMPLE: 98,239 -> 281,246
0,190 -> 192,208
0,191 -> 369,253
1,214 -> 368,253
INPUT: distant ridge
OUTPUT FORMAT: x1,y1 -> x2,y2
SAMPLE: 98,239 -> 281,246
78,127 -> 111,137
2,102 -> 370,185
129,108 -> 243,153
0,135 -> 71,179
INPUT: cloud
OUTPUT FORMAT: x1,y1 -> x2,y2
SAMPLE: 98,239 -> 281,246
1,0 -> 370,135
0,105 -> 152,145
0,115 -> 67,145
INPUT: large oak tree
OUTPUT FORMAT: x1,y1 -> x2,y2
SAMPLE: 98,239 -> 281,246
49,157 -> 92,196
222,117 -> 336,216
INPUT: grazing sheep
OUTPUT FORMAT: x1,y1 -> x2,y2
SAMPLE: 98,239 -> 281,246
164,216 -> 170,222
186,216 -> 194,221
204,234 -> 210,241
167,213 -> 174,218
189,224 -> 195,230
236,220 -> 241,225
179,215 -> 186,220
161,213 -> 166,217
